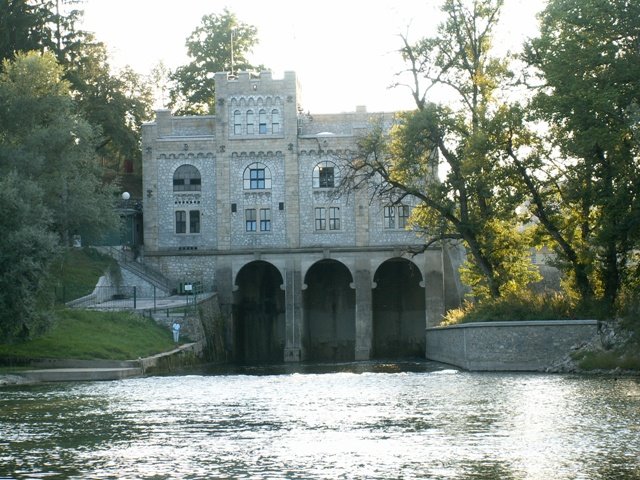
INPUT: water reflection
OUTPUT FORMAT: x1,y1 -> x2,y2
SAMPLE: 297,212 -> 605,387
1,362 -> 639,479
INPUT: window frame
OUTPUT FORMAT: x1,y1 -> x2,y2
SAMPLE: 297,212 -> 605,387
260,208 -> 271,232
189,210 -> 200,234
246,109 -> 255,135
245,208 -> 257,232
383,206 -> 395,229
271,109 -> 280,134
315,207 -> 326,231
312,161 -> 338,188
173,165 -> 201,192
329,207 -> 341,230
243,162 -> 272,190
233,110 -> 242,135
175,210 -> 187,234
258,109 -> 267,134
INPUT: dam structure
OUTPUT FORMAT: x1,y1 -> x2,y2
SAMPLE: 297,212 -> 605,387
141,71 -> 462,363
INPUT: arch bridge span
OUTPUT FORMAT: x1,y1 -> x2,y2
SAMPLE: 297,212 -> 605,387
213,247 -> 461,363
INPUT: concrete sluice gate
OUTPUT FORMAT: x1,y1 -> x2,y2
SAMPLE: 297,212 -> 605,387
231,258 -> 427,363
233,261 -> 286,364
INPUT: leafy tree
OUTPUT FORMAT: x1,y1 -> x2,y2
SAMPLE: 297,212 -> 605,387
0,0 -> 154,182
64,37 -> 153,174
0,51 -> 119,245
519,0 -> 640,314
169,8 -> 263,115
344,0 -> 539,300
0,0 -> 54,60
0,171 -> 59,341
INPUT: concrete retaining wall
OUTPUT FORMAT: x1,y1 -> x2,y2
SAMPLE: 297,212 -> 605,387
425,320 -> 599,371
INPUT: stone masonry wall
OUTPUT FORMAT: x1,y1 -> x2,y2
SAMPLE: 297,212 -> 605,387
425,320 -> 599,371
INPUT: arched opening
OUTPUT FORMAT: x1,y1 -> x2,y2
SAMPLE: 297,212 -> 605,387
303,259 -> 355,361
173,164 -> 201,191
233,261 -> 285,364
372,258 -> 425,358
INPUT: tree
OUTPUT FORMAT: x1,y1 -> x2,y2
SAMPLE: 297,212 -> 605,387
0,51 -> 119,245
343,0 -> 539,300
169,8 -> 263,115
519,0 -> 640,314
0,1 -> 154,181
64,37 -> 153,175
0,172 -> 59,340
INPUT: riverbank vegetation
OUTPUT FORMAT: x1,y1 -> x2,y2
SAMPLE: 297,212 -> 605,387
1,0 -> 639,373
0,309 -> 175,363
343,0 -> 640,359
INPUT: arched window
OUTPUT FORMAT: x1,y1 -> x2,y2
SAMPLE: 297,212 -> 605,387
243,162 -> 272,190
258,109 -> 267,134
271,109 -> 280,134
173,165 -> 201,191
246,110 -> 255,135
233,110 -> 242,135
312,161 -> 338,188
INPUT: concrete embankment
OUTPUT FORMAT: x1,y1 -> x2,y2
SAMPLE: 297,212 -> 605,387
0,343 -> 201,386
426,319 -> 599,371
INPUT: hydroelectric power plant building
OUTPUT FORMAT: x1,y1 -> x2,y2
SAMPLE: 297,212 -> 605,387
141,71 -> 463,363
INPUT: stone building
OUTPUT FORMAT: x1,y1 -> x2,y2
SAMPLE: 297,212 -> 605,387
141,71 -> 463,363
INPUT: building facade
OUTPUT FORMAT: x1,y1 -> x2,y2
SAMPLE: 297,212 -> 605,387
141,71 -> 463,363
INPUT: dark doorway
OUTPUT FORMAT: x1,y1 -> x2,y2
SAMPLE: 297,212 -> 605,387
372,258 -> 425,358
303,259 -> 355,361
233,261 -> 285,364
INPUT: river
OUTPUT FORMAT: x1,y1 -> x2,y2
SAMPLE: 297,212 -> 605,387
1,361 -> 639,479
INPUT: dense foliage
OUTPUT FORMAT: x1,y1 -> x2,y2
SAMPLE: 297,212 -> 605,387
343,0 -> 640,320
0,1 -> 152,340
344,0 -> 540,301
169,8 -> 264,114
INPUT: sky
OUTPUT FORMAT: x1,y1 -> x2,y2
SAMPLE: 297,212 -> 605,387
80,0 -> 546,113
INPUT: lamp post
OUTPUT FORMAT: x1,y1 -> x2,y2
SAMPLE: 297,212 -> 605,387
121,192 -> 132,248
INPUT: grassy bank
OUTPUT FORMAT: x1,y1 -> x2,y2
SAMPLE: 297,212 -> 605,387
0,309 -> 175,363
48,247 -> 117,303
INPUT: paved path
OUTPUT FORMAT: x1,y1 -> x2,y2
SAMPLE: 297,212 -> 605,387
86,293 -> 213,311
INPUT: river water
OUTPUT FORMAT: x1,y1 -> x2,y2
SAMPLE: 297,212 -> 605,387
1,361 -> 639,479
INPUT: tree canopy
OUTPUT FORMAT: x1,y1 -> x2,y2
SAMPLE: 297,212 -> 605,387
345,0 -> 540,301
517,0 -> 640,314
169,8 -> 263,115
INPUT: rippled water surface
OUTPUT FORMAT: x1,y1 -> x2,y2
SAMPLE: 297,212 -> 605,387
1,362 -> 639,479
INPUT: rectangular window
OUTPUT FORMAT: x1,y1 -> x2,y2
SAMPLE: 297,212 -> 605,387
234,111 -> 242,135
329,207 -> 340,230
384,206 -> 395,229
245,208 -> 256,232
189,210 -> 200,233
398,205 -> 410,228
250,169 -> 265,189
259,110 -> 267,134
175,210 -> 186,234
260,208 -> 271,231
246,111 -> 255,135
319,167 -> 334,188
315,207 -> 326,230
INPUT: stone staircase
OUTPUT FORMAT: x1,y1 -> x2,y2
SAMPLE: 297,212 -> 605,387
95,246 -> 175,295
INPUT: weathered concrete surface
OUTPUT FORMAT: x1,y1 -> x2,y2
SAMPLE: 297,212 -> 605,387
425,320 -> 599,371
19,367 -> 143,383
1,343 -> 200,385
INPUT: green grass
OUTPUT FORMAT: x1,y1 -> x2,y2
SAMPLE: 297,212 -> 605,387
47,247 -> 117,302
0,309 -> 176,362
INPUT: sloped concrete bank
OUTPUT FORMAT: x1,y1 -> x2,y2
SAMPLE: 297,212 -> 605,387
0,343 -> 202,386
426,319 -> 599,371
